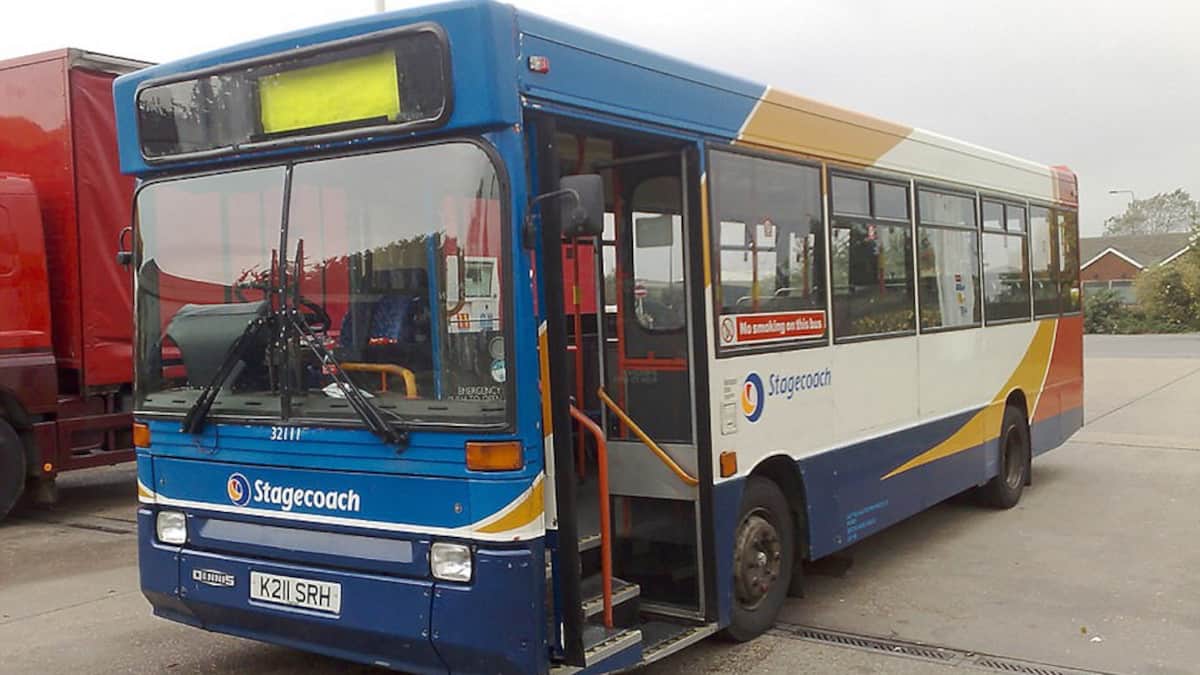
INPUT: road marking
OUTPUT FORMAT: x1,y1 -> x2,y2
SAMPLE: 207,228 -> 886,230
770,622 -> 1116,675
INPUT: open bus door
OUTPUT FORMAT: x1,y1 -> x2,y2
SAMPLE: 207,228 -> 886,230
534,116 -> 716,669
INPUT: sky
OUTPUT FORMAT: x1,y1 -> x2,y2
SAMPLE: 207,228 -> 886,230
3,0 -> 1196,236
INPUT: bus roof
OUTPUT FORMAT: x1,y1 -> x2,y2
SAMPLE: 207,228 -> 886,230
114,0 -> 1075,205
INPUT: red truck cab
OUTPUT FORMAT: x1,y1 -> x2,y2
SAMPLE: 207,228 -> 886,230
0,49 -> 151,518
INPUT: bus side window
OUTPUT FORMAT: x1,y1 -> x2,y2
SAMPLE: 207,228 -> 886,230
828,174 -> 915,340
1030,206 -> 1058,317
1058,209 -> 1081,314
915,188 -> 981,331
982,202 -> 1031,324
710,150 -> 826,351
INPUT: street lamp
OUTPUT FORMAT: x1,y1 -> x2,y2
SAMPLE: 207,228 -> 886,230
1108,189 -> 1137,203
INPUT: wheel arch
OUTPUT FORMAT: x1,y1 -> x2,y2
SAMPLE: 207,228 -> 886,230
1004,388 -> 1029,423
0,387 -> 38,475
0,387 -> 33,430
747,454 -> 810,561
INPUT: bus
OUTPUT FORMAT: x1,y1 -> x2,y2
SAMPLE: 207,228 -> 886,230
117,2 -> 1083,673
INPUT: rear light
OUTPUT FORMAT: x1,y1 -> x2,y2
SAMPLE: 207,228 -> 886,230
133,422 -> 151,448
466,441 -> 523,471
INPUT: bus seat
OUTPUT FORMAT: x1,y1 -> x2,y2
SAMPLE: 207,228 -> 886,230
338,268 -> 430,363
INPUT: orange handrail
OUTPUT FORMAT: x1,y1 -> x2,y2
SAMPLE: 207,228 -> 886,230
339,363 -> 419,399
568,404 -> 613,629
596,387 -> 699,487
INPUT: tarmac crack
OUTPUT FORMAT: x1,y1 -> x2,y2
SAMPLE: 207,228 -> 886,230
1076,439 -> 1200,453
0,589 -> 140,627
1084,364 -> 1200,427
7,514 -> 135,536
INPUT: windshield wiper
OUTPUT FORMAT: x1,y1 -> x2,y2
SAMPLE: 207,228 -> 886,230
281,309 -> 409,448
181,313 -> 271,435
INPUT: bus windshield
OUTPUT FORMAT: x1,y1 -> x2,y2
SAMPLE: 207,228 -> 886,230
135,141 -> 509,428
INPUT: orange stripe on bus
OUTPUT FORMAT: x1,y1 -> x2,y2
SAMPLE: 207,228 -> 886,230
476,478 -> 544,534
1034,315 -> 1084,423
738,87 -> 911,166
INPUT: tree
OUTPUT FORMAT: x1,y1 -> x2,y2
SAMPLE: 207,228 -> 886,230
1102,189 -> 1200,236
1134,249 -> 1200,332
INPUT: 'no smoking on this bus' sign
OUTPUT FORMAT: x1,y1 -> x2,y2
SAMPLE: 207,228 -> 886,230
719,310 -> 827,347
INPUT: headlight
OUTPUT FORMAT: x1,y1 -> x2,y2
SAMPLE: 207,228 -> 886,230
156,510 -> 187,545
430,542 -> 472,582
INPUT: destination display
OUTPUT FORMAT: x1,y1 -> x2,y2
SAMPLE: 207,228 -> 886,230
136,28 -> 449,159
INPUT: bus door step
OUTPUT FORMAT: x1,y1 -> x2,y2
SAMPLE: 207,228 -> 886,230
578,531 -> 602,552
580,574 -> 639,624
549,626 -> 642,674
581,625 -> 642,669
639,620 -> 720,666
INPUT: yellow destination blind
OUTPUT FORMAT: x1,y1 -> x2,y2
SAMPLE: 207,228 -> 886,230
259,49 -> 401,134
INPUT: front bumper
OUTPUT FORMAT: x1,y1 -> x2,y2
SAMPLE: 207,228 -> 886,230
137,508 -> 545,674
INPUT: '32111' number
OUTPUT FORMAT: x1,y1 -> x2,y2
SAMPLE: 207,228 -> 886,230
269,426 -> 302,442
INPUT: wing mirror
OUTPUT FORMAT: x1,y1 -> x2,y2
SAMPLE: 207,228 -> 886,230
523,174 -> 605,247
558,174 -> 605,238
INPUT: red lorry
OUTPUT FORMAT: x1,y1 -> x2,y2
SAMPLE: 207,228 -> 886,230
0,49 -> 151,519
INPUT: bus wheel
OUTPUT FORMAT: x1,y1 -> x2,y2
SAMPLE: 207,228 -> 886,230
724,476 -> 794,642
977,405 -> 1029,509
0,419 -> 26,521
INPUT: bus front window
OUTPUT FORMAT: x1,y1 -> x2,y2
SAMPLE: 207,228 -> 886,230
135,141 -> 510,428
287,142 -> 508,424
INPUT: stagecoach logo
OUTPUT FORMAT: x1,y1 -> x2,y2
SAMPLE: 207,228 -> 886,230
227,473 -> 251,506
192,568 -> 236,588
741,368 -> 834,423
224,472 -> 363,513
741,373 -> 765,423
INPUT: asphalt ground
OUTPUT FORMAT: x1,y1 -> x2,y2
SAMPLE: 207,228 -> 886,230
1,334 -> 1197,674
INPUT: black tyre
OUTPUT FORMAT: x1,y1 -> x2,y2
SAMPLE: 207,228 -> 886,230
0,419 -> 26,521
723,476 -> 795,642
977,405 -> 1030,509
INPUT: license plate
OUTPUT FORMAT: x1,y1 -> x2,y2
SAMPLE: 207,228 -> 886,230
249,571 -> 342,614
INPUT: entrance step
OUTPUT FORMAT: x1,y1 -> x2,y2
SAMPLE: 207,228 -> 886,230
581,624 -> 642,668
578,530 -> 602,552
580,575 -> 639,620
639,620 -> 719,665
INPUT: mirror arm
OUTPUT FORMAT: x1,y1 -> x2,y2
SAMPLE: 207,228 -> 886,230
522,188 -> 580,249
115,225 -> 134,267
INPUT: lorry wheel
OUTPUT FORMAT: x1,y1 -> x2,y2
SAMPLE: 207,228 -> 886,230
0,419 -> 26,521
977,405 -> 1029,509
722,476 -> 794,642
